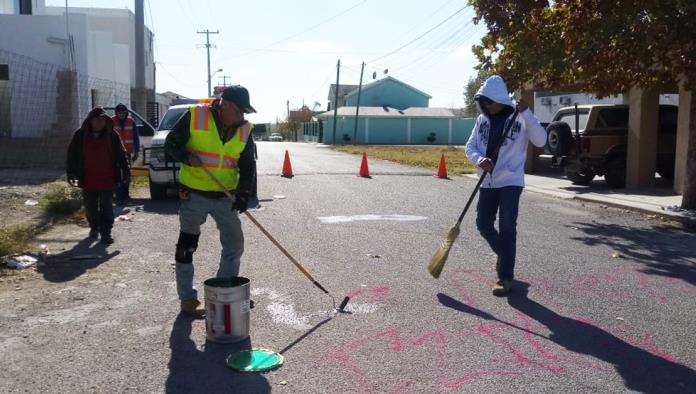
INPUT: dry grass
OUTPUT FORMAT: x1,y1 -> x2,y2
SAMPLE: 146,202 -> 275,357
333,145 -> 477,175
39,184 -> 82,215
1,184 -> 82,258
0,223 -> 40,257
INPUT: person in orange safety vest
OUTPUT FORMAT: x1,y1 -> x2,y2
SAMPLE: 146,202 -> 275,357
112,103 -> 140,204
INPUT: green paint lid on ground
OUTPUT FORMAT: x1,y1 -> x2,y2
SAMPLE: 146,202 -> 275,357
226,348 -> 284,372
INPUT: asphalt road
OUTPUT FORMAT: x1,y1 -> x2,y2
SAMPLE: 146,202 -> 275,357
1,141 -> 695,393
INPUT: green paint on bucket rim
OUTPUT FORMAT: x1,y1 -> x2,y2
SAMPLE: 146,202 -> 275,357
226,348 -> 284,372
204,276 -> 250,288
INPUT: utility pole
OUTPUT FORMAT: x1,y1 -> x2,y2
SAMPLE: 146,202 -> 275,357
218,75 -> 231,87
332,59 -> 340,145
353,61 -> 366,144
197,29 -> 219,97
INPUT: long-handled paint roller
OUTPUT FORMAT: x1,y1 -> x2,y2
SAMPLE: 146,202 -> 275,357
428,110 -> 519,278
200,166 -> 351,312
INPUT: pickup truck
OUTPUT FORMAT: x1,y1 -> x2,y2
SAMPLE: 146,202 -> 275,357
142,104 -> 189,199
540,104 -> 677,188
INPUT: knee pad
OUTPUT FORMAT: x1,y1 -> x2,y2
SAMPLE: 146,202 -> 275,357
175,232 -> 200,264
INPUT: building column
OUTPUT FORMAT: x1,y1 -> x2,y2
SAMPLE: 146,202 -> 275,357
675,82 -> 692,194
365,118 -> 369,144
522,88 -> 538,173
448,119 -> 453,145
626,86 -> 659,188
407,118 -> 411,144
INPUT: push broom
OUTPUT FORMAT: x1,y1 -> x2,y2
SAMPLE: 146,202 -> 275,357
427,111 -> 519,278
200,166 -> 351,312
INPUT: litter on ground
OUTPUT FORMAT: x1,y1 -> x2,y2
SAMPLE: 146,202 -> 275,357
4,255 -> 38,269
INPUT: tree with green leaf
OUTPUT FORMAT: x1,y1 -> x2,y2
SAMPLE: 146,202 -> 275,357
469,0 -> 696,208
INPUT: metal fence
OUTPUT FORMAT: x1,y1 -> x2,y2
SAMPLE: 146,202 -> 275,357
0,49 -> 130,167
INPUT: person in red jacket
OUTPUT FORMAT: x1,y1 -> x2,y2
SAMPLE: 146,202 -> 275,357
66,107 -> 130,244
112,103 -> 140,204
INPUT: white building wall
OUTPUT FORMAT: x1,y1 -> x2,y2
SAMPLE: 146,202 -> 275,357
44,6 -> 155,91
0,10 -> 133,138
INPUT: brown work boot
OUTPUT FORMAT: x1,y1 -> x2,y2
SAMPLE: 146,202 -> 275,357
180,299 -> 205,318
492,280 -> 513,297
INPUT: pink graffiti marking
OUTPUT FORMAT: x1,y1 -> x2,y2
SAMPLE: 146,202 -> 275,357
330,329 -> 409,394
441,370 -> 524,389
514,312 -> 609,372
385,381 -> 415,394
348,286 -> 391,302
413,331 -> 449,381
475,321 -> 566,374
444,269 -> 487,307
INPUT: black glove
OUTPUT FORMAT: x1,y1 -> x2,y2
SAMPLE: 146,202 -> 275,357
67,175 -> 79,187
233,191 -> 249,213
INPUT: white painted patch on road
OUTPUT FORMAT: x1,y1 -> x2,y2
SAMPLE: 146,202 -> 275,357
267,302 -> 311,330
342,303 -> 380,314
317,214 -> 427,224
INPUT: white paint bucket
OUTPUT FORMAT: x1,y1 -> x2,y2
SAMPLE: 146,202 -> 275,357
204,277 -> 251,343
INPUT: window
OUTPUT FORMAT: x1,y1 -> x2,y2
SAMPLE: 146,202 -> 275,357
555,111 -> 589,131
158,107 -> 188,131
596,108 -> 629,128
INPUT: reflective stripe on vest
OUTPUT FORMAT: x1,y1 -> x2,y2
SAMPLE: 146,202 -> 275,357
192,105 -> 209,132
112,116 -> 135,153
178,105 -> 253,191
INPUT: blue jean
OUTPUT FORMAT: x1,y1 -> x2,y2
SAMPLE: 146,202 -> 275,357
175,193 -> 244,300
476,186 -> 523,281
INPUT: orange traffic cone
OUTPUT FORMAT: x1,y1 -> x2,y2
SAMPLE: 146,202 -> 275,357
358,152 -> 371,178
435,153 -> 449,179
281,150 -> 294,178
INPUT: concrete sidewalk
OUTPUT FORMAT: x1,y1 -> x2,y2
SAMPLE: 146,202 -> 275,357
467,172 -> 696,225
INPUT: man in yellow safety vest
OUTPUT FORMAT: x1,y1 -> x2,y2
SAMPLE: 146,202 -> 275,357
164,85 -> 256,317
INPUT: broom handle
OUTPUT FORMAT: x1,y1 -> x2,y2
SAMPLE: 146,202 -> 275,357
457,173 -> 487,224
199,165 -> 329,294
457,110 -> 519,225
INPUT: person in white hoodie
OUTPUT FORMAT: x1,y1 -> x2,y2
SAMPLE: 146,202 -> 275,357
465,75 -> 547,296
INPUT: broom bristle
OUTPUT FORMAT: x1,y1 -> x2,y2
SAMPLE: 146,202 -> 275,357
427,224 -> 460,278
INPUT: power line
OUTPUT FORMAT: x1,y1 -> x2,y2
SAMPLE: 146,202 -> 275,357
146,0 -> 160,64
216,0 -> 368,61
368,5 -> 469,64
396,20 -> 476,73
158,62 -> 199,88
374,11 -> 469,71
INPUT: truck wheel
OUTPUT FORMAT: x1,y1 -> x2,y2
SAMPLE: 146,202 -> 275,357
149,176 -> 168,200
604,157 -> 626,189
565,168 -> 595,185
546,121 -> 574,156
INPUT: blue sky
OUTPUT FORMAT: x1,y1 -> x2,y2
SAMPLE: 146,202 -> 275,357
47,0 -> 487,123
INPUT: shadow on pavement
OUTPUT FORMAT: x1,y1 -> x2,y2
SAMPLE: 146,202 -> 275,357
437,290 -> 546,340
507,291 -> 696,393
166,314 -> 271,394
569,221 -> 696,286
279,316 -> 333,355
131,198 -> 180,215
37,237 -> 120,283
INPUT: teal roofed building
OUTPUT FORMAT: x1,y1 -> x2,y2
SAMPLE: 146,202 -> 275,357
312,76 -> 474,145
